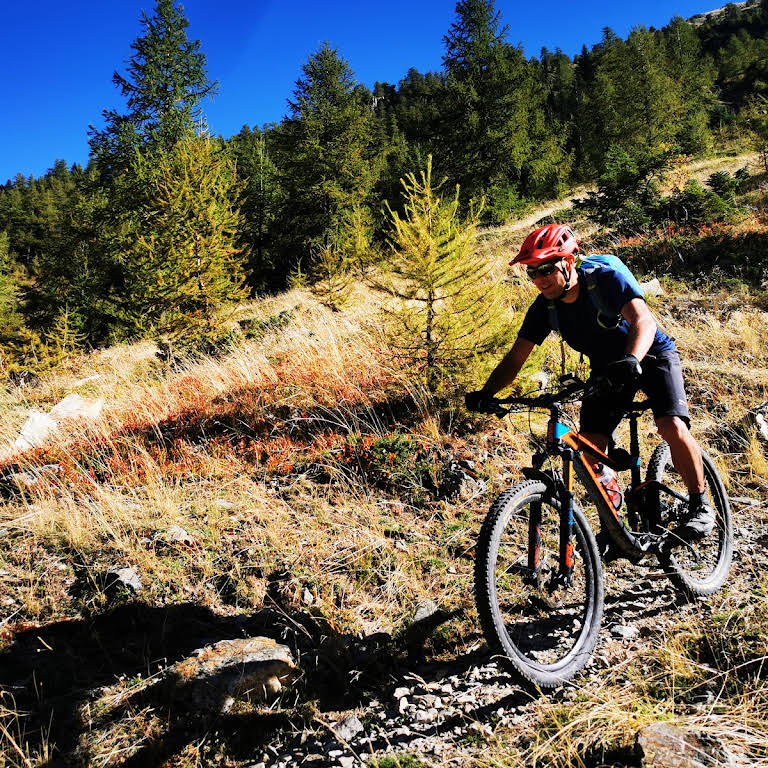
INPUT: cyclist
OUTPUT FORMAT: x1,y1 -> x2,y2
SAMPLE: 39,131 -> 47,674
465,224 -> 714,542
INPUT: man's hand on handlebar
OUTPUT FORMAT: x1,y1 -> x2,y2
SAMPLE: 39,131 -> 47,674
465,389 -> 498,414
603,354 -> 642,393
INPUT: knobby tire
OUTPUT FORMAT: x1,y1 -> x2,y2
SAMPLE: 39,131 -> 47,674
474,480 -> 604,689
646,443 -> 733,597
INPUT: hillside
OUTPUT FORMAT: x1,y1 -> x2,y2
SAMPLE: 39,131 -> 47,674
689,1 -> 750,24
0,158 -> 767,767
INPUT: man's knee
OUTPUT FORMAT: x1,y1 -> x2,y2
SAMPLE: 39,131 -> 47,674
656,415 -> 690,445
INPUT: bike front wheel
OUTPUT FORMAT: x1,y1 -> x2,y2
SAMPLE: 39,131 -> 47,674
646,443 -> 733,597
474,480 -> 604,688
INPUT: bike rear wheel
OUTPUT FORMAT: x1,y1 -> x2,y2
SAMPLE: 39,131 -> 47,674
474,480 -> 604,688
645,443 -> 733,597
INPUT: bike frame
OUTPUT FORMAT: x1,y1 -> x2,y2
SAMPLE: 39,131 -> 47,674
529,400 -> 650,582
497,380 -> 696,585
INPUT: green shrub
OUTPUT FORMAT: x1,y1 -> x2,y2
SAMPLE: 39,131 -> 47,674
239,309 -> 295,340
483,184 -> 530,226
576,150 -> 748,232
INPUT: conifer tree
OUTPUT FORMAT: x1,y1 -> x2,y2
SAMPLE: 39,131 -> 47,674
309,246 -> 353,311
391,69 -> 447,153
275,43 -> 378,281
229,125 -> 282,290
0,231 -> 24,341
625,26 -> 683,151
341,203 -> 377,277
442,0 -> 522,203
742,94 -> 768,171
375,156 -> 511,391
538,47 -> 576,130
33,168 -> 120,342
441,0 -> 568,216
580,26 -> 682,168
89,0 -> 216,177
309,203 -> 376,310
664,17 -> 716,153
43,309 -> 87,367
76,0 -> 233,345
122,137 -> 248,341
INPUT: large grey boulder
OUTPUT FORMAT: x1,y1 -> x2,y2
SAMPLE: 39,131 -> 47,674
166,636 -> 297,713
636,722 -> 734,767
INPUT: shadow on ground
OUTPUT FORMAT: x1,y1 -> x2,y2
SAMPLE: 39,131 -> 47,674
0,598 -> 473,767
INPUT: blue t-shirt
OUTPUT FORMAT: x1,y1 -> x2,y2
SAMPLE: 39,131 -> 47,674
517,262 -> 676,368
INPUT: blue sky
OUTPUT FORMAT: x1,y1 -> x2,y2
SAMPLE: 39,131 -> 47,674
1,0 -> 718,183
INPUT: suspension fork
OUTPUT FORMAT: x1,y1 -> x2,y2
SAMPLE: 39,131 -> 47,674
527,500 -> 542,577
559,449 -> 576,586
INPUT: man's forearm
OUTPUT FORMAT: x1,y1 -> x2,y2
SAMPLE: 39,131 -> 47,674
624,316 -> 656,361
626,324 -> 656,360
483,337 -> 535,394
621,299 -> 657,362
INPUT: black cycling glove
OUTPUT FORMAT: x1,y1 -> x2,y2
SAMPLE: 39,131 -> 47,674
465,389 -> 496,413
604,354 -> 642,392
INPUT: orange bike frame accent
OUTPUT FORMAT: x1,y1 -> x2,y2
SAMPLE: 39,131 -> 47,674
557,430 -> 623,522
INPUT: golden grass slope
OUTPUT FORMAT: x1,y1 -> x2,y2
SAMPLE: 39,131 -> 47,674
0,177 -> 767,765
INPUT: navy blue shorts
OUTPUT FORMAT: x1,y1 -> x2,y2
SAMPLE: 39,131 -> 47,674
580,349 -> 690,437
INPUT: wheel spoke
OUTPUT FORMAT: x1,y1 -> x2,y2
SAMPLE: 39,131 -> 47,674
493,498 -> 595,666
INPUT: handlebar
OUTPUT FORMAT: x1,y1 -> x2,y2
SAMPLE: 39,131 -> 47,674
487,379 -> 586,415
472,375 -> 652,417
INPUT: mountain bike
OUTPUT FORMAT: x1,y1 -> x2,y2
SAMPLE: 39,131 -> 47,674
472,375 -> 733,688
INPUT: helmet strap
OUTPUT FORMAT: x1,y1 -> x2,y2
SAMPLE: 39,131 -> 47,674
554,261 -> 572,300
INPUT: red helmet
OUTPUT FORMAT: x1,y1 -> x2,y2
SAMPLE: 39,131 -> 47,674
510,225 -> 580,266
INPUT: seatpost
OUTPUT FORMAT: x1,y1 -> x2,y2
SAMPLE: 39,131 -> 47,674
628,413 -> 642,489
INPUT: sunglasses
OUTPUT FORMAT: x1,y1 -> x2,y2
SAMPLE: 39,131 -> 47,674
526,260 -> 563,280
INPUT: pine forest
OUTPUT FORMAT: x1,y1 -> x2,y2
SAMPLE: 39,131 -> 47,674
1,1 -> 768,767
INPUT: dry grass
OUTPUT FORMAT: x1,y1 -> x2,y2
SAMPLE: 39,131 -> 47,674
0,287 -> 488,636
0,168 -> 767,765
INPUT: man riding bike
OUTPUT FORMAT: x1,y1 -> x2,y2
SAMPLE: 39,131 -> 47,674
465,224 -> 715,544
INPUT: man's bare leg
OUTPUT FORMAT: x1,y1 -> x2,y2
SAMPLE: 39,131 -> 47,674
655,416 -> 706,494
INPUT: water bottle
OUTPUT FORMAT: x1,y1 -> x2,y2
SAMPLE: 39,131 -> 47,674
593,463 -> 623,511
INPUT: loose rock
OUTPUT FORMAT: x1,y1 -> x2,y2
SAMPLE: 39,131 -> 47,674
167,636 -> 297,713
335,714 -> 364,742
107,567 -> 142,593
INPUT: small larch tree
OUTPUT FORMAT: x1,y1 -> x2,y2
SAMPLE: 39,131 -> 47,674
375,156 -> 511,391
123,136 -> 248,342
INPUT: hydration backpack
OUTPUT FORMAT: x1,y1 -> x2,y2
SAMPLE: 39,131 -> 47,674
546,253 -> 641,333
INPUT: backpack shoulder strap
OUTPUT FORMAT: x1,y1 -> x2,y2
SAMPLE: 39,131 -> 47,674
577,257 -> 622,330
547,300 -> 559,332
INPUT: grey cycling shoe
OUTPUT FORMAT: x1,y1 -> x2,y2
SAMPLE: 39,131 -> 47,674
675,499 -> 716,541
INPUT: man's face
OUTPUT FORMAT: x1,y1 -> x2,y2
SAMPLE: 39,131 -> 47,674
526,258 -> 567,299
